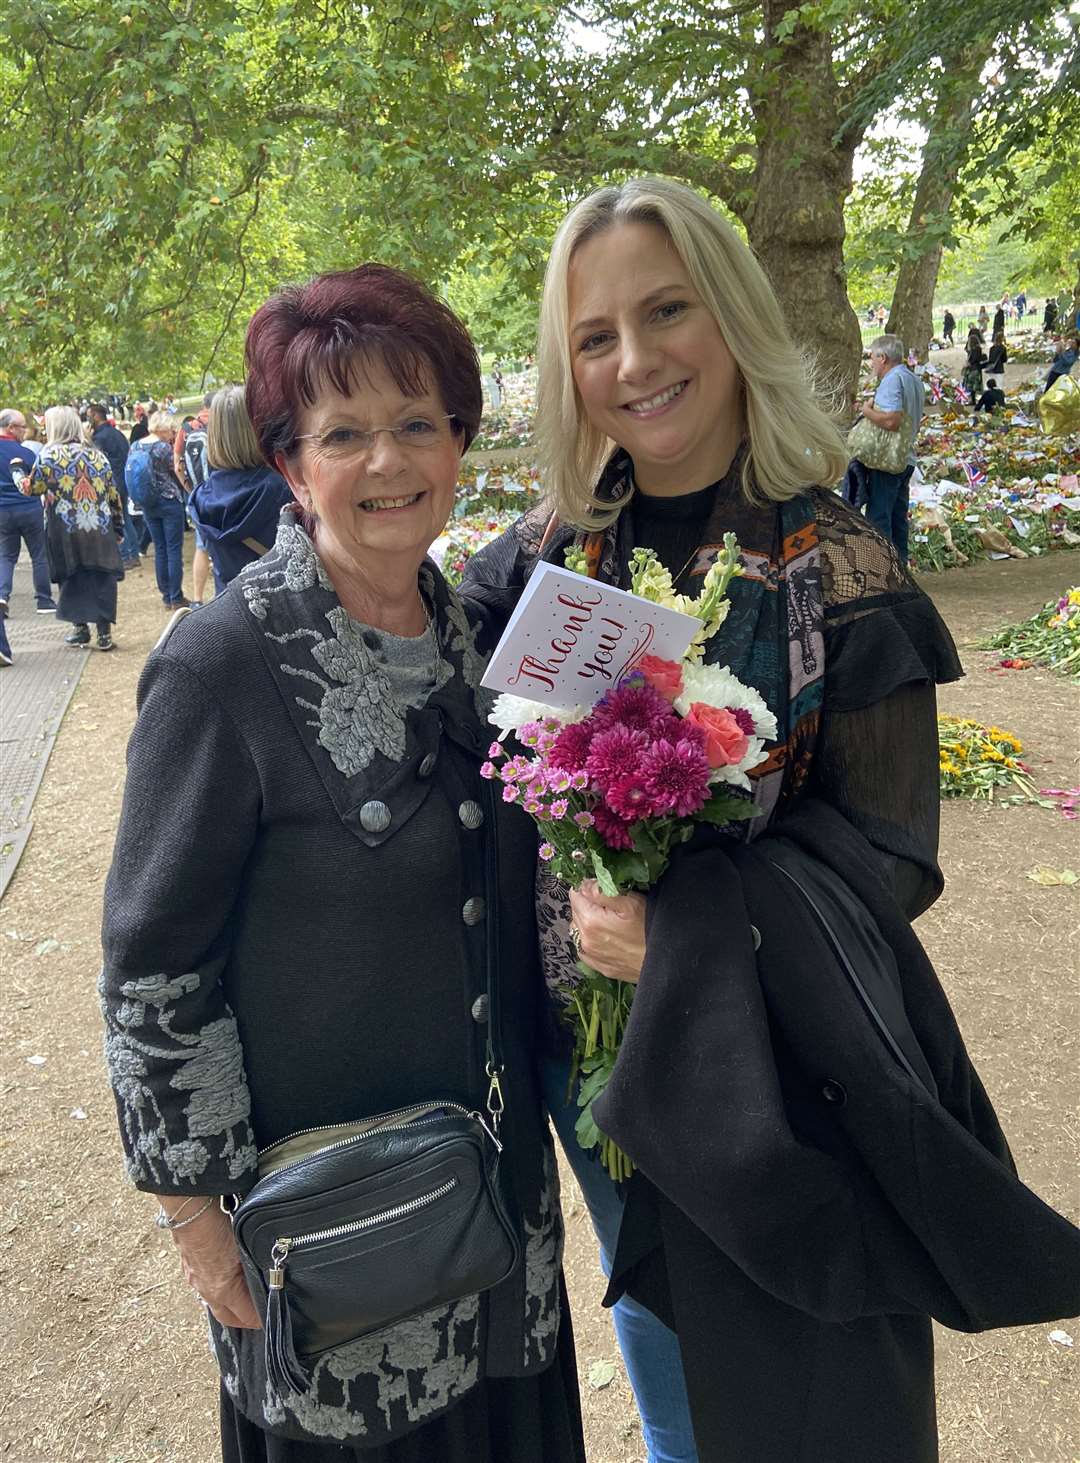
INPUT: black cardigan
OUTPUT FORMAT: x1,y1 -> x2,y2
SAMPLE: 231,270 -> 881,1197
596,802 -> 1080,1462
100,517 -> 563,1448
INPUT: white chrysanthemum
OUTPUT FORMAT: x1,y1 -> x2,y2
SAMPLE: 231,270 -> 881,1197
674,662 -> 779,790
488,693 -> 588,738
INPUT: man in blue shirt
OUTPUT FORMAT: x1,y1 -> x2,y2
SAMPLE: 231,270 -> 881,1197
854,336 -> 925,560
0,408 -> 56,620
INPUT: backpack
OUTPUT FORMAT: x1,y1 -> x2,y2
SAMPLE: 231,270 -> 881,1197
125,439 -> 160,510
182,426 -> 209,491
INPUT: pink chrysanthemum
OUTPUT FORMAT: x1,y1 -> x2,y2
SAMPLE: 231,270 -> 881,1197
488,741 -> 505,760
728,706 -> 756,735
585,724 -> 649,793
605,774 -> 656,822
538,842 -> 556,861
550,798 -> 570,819
502,784 -> 520,803
480,761 -> 497,780
638,737 -> 711,816
548,720 -> 596,773
592,804 -> 635,850
592,683 -> 679,737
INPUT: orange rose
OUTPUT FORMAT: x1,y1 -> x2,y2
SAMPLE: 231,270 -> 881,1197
685,703 -> 749,767
637,654 -> 684,701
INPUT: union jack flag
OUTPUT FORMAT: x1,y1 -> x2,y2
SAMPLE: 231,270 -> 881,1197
962,459 -> 987,488
928,377 -> 944,402
955,383 -> 971,405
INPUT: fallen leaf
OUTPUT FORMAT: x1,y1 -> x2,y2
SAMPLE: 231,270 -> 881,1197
35,937 -> 61,955
26,1054 -> 47,1066
1048,1329 -> 1074,1348
70,1108 -> 87,1120
1025,867 -> 1078,887
588,1359 -> 618,1390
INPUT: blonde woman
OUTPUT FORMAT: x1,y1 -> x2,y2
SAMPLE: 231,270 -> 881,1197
188,384 -> 293,592
460,180 -> 1078,1459
22,405 -> 124,650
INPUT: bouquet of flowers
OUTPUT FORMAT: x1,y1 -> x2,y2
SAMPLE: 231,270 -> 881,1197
482,535 -> 777,1179
977,588 -> 1080,680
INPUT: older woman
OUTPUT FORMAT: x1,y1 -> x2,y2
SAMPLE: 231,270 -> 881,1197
188,384 -> 294,593
140,410 -> 190,608
461,179 -> 1080,1462
22,405 -> 124,650
100,265 -> 584,1463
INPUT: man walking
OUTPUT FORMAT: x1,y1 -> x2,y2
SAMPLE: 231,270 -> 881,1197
174,391 -> 214,605
853,336 -> 924,561
88,403 -> 141,567
0,408 -> 56,620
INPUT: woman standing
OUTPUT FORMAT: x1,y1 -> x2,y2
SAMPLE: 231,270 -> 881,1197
461,178 -> 1080,1461
100,265 -> 584,1463
963,331 -> 988,403
188,383 -> 294,592
142,410 -> 190,608
22,405 -> 123,650
986,330 -> 1008,374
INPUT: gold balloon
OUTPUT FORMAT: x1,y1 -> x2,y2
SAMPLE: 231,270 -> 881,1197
1038,374 -> 1080,436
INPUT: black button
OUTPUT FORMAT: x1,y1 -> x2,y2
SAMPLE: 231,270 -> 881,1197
749,924 -> 761,951
821,1079 -> 847,1106
458,800 -> 484,830
471,994 -> 489,1023
418,752 -> 437,778
358,800 -> 391,833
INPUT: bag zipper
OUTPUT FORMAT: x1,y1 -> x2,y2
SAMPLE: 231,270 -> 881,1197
268,1176 -> 459,1286
257,1101 -> 501,1172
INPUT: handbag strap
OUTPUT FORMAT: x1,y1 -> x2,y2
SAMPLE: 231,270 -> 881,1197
481,775 -> 505,1131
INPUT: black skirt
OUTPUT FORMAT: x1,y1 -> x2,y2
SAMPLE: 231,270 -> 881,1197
219,1294 -> 585,1463
57,566 -> 118,626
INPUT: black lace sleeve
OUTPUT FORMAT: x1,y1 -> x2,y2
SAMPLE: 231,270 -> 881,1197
456,501 -> 575,651
806,491 -> 962,917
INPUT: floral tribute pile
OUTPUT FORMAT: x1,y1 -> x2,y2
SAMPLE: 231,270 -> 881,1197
909,401 -> 1080,572
976,588 -> 1080,681
472,367 -> 537,451
483,536 -> 775,1178
937,717 -> 1045,804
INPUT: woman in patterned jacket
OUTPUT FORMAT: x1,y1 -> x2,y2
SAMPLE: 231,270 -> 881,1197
100,265 -> 585,1463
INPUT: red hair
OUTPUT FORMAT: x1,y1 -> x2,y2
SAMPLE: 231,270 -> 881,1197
244,264 -> 482,465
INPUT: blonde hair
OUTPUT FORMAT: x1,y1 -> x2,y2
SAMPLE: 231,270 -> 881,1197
536,177 -> 850,527
44,405 -> 83,445
148,410 -> 175,436
207,384 -> 262,470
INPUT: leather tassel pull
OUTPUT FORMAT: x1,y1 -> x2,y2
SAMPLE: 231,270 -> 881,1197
264,1244 -> 310,1396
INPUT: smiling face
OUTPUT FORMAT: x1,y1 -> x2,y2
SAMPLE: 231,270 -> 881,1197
277,356 -> 463,580
567,221 -> 743,495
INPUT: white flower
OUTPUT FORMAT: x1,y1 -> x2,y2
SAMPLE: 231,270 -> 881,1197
488,693 -> 588,738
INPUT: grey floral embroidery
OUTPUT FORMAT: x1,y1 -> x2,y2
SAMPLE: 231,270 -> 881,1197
99,966 -> 256,1188
522,1141 -> 563,1366
242,523 -> 463,779
257,1296 -> 481,1441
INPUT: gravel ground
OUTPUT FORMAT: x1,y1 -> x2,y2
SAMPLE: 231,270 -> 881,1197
1,544 -> 1076,1462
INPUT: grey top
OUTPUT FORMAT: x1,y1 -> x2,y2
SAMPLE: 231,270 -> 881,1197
352,614 -> 439,711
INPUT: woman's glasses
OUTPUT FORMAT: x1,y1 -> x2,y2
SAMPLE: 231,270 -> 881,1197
296,414 -> 455,459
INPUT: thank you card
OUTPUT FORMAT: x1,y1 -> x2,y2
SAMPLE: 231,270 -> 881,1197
481,561 -> 700,711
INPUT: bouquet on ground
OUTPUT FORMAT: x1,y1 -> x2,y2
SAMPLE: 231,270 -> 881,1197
482,535 -> 777,1179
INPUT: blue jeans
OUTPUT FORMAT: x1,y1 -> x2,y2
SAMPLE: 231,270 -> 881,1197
864,464 -> 913,561
0,500 -> 55,607
118,495 -> 142,563
143,498 -> 186,603
542,1052 -> 699,1463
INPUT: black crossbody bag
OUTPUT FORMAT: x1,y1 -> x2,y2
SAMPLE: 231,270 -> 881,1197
230,782 -> 520,1396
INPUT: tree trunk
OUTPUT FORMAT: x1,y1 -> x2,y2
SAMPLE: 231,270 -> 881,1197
887,51 -> 990,360
749,4 -> 863,403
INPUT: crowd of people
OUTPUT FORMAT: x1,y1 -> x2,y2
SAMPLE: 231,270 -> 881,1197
0,390 -> 291,666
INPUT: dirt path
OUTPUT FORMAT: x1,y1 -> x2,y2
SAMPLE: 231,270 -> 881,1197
2,548 -> 1077,1462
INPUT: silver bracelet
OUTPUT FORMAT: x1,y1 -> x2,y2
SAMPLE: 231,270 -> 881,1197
155,1196 -> 216,1231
